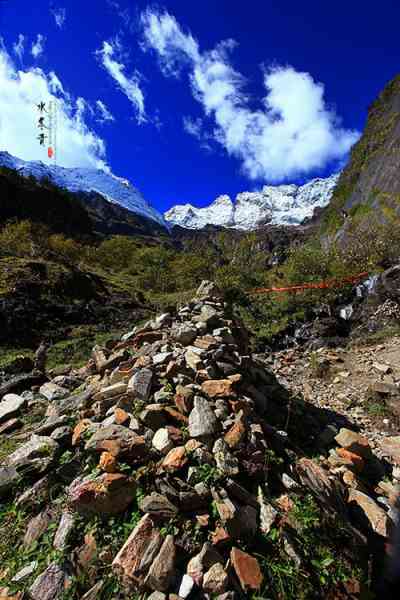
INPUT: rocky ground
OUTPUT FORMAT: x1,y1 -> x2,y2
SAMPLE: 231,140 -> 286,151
0,281 -> 399,599
268,334 -> 400,462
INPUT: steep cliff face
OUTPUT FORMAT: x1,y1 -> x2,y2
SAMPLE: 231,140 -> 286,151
323,75 -> 400,233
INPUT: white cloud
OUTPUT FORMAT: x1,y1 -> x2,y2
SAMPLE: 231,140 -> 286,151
0,42 -> 107,169
96,100 -> 115,123
182,115 -> 212,151
13,34 -> 25,62
31,34 -> 45,59
106,0 -> 131,29
50,6 -> 66,29
141,9 -> 359,182
96,39 -> 146,123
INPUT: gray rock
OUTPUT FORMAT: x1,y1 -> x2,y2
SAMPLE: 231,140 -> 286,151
193,305 -> 220,328
147,593 -> 167,600
258,487 -> 278,534
189,396 -> 219,438
51,426 -> 72,445
0,465 -> 20,497
213,328 -> 235,344
39,382 -> 69,402
153,352 -> 173,366
24,508 -> 53,546
179,574 -> 195,598
53,511 -> 75,550
140,404 -> 167,430
84,425 -> 140,452
11,561 -> 38,582
16,475 -> 50,508
128,368 -> 153,401
0,393 -> 27,423
80,581 -> 104,600
172,324 -> 197,346
5,434 -> 59,475
185,347 -> 205,371
139,492 -> 178,518
152,428 -> 174,454
29,562 -> 70,600
145,534 -> 176,591
213,438 -> 239,476
196,281 -> 222,300
35,415 -> 70,435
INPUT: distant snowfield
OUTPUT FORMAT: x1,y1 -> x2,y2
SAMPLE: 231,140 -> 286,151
165,174 -> 339,230
0,151 -> 167,228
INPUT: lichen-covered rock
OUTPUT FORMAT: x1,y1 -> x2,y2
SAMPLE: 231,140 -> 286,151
68,473 -> 136,514
5,434 -> 58,475
84,425 -> 146,459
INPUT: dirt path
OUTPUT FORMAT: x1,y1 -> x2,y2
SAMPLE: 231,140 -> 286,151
267,337 -> 400,465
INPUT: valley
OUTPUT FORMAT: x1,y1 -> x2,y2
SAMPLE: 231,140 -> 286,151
0,73 -> 400,600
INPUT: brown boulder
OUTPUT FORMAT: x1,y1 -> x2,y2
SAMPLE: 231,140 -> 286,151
201,379 -> 236,398
230,547 -> 263,592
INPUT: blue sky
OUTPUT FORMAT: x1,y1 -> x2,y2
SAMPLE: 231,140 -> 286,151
0,0 -> 399,213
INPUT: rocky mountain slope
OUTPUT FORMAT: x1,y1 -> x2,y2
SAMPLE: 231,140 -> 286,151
0,151 -> 168,230
0,281 -> 397,599
165,174 -> 339,230
322,74 -> 400,235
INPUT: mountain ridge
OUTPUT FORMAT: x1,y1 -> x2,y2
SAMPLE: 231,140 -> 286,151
0,151 -> 168,229
165,173 -> 339,230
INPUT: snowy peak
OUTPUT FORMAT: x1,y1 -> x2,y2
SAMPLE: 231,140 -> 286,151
0,151 -> 167,228
165,174 -> 339,230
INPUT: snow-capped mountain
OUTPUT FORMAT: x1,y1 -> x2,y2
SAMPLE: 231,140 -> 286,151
165,174 -> 339,230
0,151 -> 167,228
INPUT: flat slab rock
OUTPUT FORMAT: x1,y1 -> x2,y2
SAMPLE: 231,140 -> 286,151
0,393 -> 27,424
5,434 -> 59,474
348,489 -> 390,537
39,382 -> 69,402
112,514 -> 163,586
29,562 -> 71,600
230,547 -> 263,592
145,534 -> 176,591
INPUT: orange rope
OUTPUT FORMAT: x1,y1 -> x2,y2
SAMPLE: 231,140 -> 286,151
249,271 -> 369,295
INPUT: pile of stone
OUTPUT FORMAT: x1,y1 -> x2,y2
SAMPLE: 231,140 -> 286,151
0,281 -> 397,599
